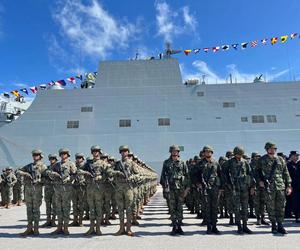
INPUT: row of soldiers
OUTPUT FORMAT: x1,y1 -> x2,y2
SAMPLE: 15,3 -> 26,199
1,145 -> 157,237
160,142 -> 292,235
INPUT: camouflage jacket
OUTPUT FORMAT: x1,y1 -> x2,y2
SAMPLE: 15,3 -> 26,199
17,160 -> 47,186
49,159 -> 77,185
197,158 -> 222,189
258,154 -> 291,190
113,158 -> 139,186
160,157 -> 189,190
73,161 -> 86,186
1,172 -> 17,187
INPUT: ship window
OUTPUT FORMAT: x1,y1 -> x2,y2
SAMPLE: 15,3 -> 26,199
292,98 -> 298,101
179,146 -> 184,151
251,115 -> 264,123
223,102 -> 235,108
67,120 -> 79,128
267,115 -> 277,123
215,117 -> 221,119
197,91 -> 204,97
296,114 -> 300,117
186,117 -> 192,120
81,106 -> 93,112
241,117 -> 248,122
158,118 -> 170,126
119,119 -> 131,127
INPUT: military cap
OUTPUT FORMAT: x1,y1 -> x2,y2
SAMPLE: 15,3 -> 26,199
233,146 -> 245,156
264,142 -> 277,150
91,145 -> 102,152
225,151 -> 234,158
202,145 -> 214,153
119,145 -> 130,153
169,145 -> 180,153
48,154 -> 58,160
32,149 -> 44,158
251,152 -> 261,158
75,153 -> 85,159
289,151 -> 300,156
59,148 -> 70,156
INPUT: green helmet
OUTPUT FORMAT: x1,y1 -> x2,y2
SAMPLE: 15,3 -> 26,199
59,148 -> 70,157
225,151 -> 234,158
264,142 -> 277,150
202,145 -> 214,153
119,145 -> 130,153
48,154 -> 58,160
91,145 -> 102,152
169,145 -> 180,153
233,146 -> 245,156
31,149 -> 44,158
75,153 -> 85,159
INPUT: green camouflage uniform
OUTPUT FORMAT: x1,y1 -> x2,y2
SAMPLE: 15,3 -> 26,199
1,169 -> 17,206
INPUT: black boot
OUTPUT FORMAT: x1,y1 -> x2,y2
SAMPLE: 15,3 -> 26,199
201,219 -> 207,226
211,224 -> 221,235
277,222 -> 287,235
219,211 -> 224,219
271,221 -> 277,234
237,222 -> 243,235
229,214 -> 234,225
206,224 -> 212,234
171,221 -> 177,236
256,216 -> 261,225
224,209 -> 229,218
177,221 -> 184,235
196,212 -> 202,219
261,216 -> 269,225
242,221 -> 252,234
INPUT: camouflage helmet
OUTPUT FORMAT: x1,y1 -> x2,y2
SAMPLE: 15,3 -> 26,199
225,151 -> 234,158
202,145 -> 214,153
31,149 -> 44,158
100,153 -> 109,159
218,156 -> 227,164
119,145 -> 130,153
193,155 -> 200,161
75,153 -> 85,159
48,154 -> 58,160
169,145 -> 180,153
5,166 -> 13,171
264,142 -> 277,151
251,152 -> 260,158
59,148 -> 70,157
233,146 -> 245,156
91,145 -> 102,153
108,156 -> 115,161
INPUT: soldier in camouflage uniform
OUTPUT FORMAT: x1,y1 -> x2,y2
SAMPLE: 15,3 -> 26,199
41,154 -> 58,227
49,148 -> 77,235
251,152 -> 269,225
218,156 -> 228,218
257,142 -> 292,234
17,149 -> 47,236
78,145 -> 111,236
69,153 -> 86,227
196,146 -> 223,234
189,156 -> 202,218
13,169 -> 24,206
108,156 -> 118,220
160,145 -> 190,235
1,167 -> 17,209
223,146 -> 255,234
113,145 -> 140,236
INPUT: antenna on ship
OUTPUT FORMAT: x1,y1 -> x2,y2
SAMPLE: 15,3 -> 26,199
164,42 -> 181,59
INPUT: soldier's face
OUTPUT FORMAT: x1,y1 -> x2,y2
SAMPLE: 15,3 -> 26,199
32,154 -> 41,162
171,150 -> 179,157
204,150 -> 212,159
291,154 -> 299,162
60,153 -> 69,161
76,157 -> 84,164
49,158 -> 57,165
92,150 -> 100,158
121,150 -> 129,158
267,147 -> 277,156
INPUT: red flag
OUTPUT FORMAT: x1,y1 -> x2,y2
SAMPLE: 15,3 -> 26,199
67,77 -> 76,84
184,49 -> 192,56
30,86 -> 38,93
212,46 -> 220,53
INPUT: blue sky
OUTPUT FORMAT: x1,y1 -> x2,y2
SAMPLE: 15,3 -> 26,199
0,0 -> 300,98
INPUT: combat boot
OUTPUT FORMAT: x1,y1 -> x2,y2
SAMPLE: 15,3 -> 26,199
126,222 -> 134,237
17,200 -> 21,206
212,224 -> 221,235
132,216 -> 140,226
21,223 -> 34,236
51,223 -> 63,235
271,221 -> 277,234
85,221 -> 96,236
110,212 -> 117,220
261,216 -> 269,225
229,214 -> 234,225
170,224 -> 177,235
69,216 -> 79,227
224,209 -> 229,218
115,221 -> 126,236
237,222 -> 243,235
63,223 -> 70,235
242,221 -> 252,234
219,211 -> 224,218
33,222 -> 39,236
95,220 -> 102,236
78,215 -> 83,227
277,223 -> 287,235
256,216 -> 261,225
51,216 -> 57,227
206,224 -> 212,234
41,217 -> 52,227
5,203 -> 11,209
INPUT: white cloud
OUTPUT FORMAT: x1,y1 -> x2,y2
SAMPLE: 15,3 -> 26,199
52,0 -> 138,59
181,60 -> 290,84
155,1 -> 197,42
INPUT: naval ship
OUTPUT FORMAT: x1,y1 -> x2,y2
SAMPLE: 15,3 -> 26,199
0,57 -> 299,172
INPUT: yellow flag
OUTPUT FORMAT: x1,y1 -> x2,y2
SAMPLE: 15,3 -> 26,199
11,90 -> 20,97
184,49 -> 192,55
281,35 -> 288,43
271,37 -> 278,45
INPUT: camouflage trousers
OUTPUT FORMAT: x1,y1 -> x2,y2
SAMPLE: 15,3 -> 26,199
254,187 -> 266,217
71,185 -> 85,217
44,185 -> 56,219
163,189 -> 170,210
224,186 -> 234,214
54,185 -> 72,225
169,189 -> 184,222
86,183 -> 105,222
265,189 -> 286,223
24,184 -> 43,224
115,183 -> 134,222
102,184 -> 114,219
1,185 -> 13,204
190,187 -> 201,213
202,188 -> 219,225
13,183 -> 23,203
232,188 -> 249,222
132,187 -> 139,216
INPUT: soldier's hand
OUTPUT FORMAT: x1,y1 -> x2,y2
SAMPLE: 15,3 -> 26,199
286,186 -> 292,196
259,181 -> 265,188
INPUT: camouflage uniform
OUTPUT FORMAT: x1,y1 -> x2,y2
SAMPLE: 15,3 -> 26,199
13,170 -> 24,206
160,145 -> 189,235
1,167 -> 17,208
17,150 -> 47,236
258,142 -> 292,234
